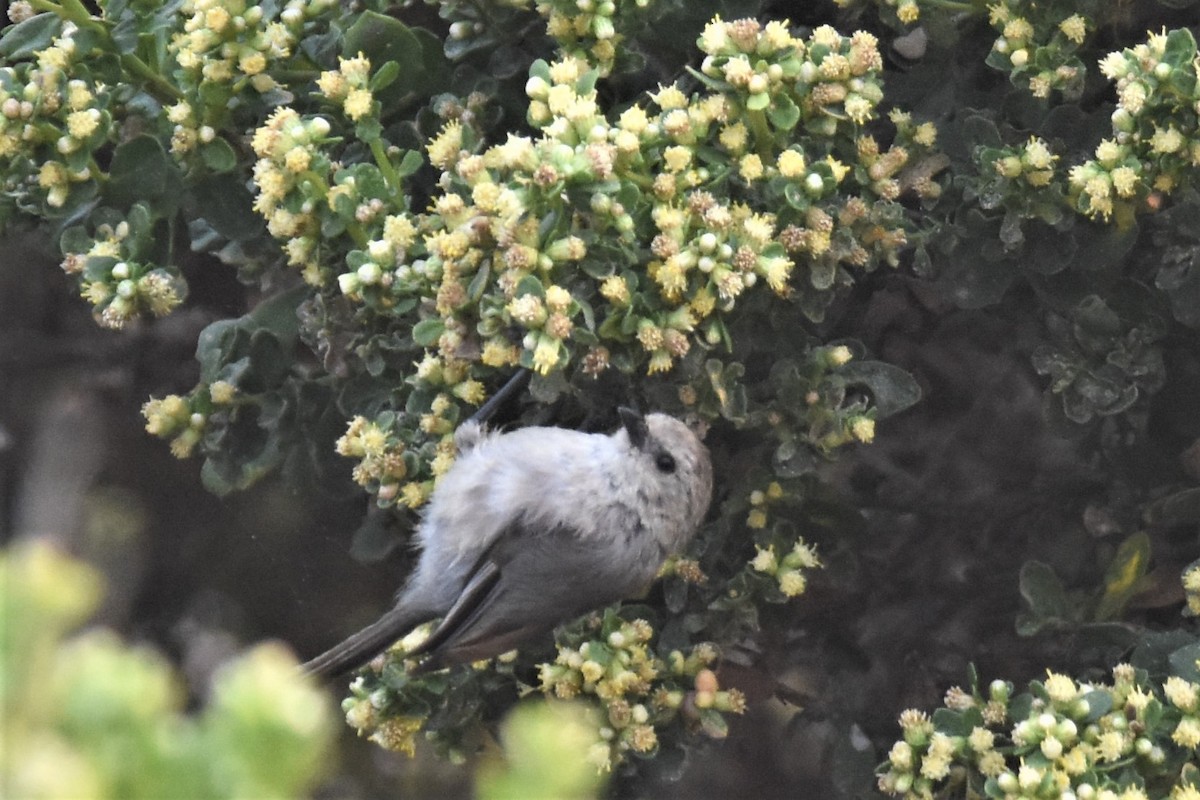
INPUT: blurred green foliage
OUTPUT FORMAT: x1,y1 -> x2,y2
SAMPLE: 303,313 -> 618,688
0,541 -> 336,799
3,0 -> 1199,794
476,700 -> 609,800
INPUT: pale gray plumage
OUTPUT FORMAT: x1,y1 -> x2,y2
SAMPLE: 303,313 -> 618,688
302,409 -> 712,678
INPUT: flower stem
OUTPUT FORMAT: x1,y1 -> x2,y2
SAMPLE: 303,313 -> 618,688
746,108 -> 774,159
345,220 -> 369,248
119,54 -> 185,103
28,0 -> 100,31
370,139 -> 402,197
918,0 -> 982,13
28,0 -> 183,103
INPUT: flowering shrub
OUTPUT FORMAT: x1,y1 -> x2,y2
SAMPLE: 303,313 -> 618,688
878,658 -> 1200,799
4,0 -> 1199,793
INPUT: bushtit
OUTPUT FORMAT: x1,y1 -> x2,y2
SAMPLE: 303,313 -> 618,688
303,407 -> 712,678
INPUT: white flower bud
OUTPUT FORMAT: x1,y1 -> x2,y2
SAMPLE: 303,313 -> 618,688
357,263 -> 382,285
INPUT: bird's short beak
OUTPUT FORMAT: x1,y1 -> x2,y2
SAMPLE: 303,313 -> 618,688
618,406 -> 648,450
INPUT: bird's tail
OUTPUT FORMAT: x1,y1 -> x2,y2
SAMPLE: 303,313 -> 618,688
301,606 -> 430,679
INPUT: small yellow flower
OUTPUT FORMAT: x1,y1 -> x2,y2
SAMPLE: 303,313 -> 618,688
648,347 -> 676,376
913,122 -> 937,148
37,161 -> 68,189
368,716 -> 424,757
718,122 -> 749,153
452,380 -> 485,406
759,256 -> 791,294
599,274 -> 631,306
544,285 -> 572,313
968,726 -> 995,753
699,17 -> 730,55
399,482 -> 428,508
652,84 -> 688,110
618,105 -> 649,135
383,215 -> 417,249
1095,139 -> 1122,166
789,539 -> 819,569
762,20 -> 793,51
1085,174 -> 1112,201
427,121 -> 463,170
339,53 -> 371,83
1173,716 -> 1200,749
343,88 -> 374,121
1058,15 -> 1087,45
1111,166 -> 1139,198
1099,52 -> 1128,80
239,50 -> 267,76
1003,18 -> 1034,43
690,287 -> 716,318
548,57 -> 582,85
850,416 -> 875,443
312,71 -> 345,102
1022,137 -> 1056,171
778,569 -> 807,597
1184,566 -> 1200,592
738,153 -> 764,181
844,94 -> 873,124
66,109 -> 101,139
810,25 -> 842,50
1165,676 -> 1200,712
777,149 -> 806,178
1118,81 -> 1147,115
1096,730 -> 1128,761
1150,126 -> 1183,154
531,335 -> 560,375
663,145 -> 693,173
1044,671 -> 1077,704
825,157 -> 850,183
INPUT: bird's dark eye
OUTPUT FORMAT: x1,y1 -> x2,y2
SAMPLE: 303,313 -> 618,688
655,452 -> 676,473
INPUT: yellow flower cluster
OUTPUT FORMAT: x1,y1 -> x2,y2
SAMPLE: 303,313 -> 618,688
698,17 -> 884,135
315,53 -> 375,121
169,0 -> 324,93
1184,564 -> 1200,616
1071,28 -> 1200,222
0,24 -> 106,209
1166,676 -> 1200,750
59,215 -> 185,328
317,16 -> 918,398
994,136 -> 1058,189
533,0 -> 651,76
538,617 -> 744,771
166,0 -> 339,163
985,2 -> 1088,99
1068,139 -> 1146,222
745,480 -> 784,529
334,388 -> 476,510
750,537 -> 820,598
250,108 -> 334,283
336,416 -> 413,500
878,665 -> 1196,799
143,394 -> 206,458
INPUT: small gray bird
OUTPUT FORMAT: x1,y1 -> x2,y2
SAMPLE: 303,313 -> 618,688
303,407 -> 712,678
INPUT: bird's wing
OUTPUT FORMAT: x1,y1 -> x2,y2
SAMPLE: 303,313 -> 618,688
407,519 -> 658,670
